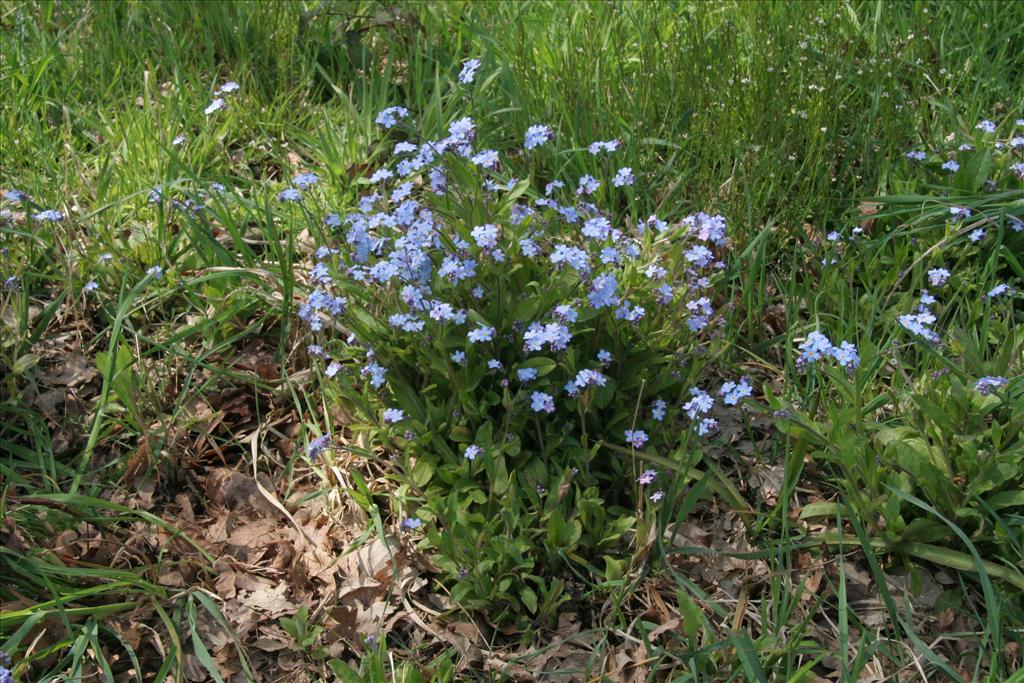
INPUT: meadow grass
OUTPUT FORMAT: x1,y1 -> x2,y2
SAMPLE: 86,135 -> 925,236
1,1 -> 1023,681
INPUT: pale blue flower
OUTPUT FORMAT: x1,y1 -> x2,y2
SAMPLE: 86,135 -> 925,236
307,434 -> 332,460
458,58 -> 482,84
928,268 -> 950,286
625,430 -> 648,449
975,376 -> 1007,395
651,399 -> 666,421
577,175 -> 600,195
830,341 -> 860,371
204,98 -> 225,115
636,468 -> 656,484
905,150 -> 926,161
517,367 -> 538,382
941,160 -> 960,173
588,139 -> 620,154
33,209 -> 63,222
471,224 -> 499,249
976,120 -> 996,133
464,444 -> 482,460
588,273 -> 619,309
468,324 -> 495,343
720,378 -> 753,405
987,283 -> 1009,298
470,149 -> 499,168
376,106 -> 409,129
796,331 -> 833,368
612,167 -> 634,187
530,391 -> 555,413
451,350 -> 466,364
524,124 -> 553,150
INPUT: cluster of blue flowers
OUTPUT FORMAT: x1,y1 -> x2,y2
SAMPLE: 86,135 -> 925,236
289,57 -> 756,485
795,331 -> 860,374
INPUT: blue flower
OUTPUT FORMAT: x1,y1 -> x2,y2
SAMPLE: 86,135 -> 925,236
651,399 -> 667,421
625,430 -> 648,449
927,268 -> 950,286
796,331 -> 833,369
588,139 -> 620,154
293,172 -> 319,189
530,391 -> 555,413
204,98 -> 225,115
905,150 -> 926,161
383,408 -> 405,423
968,228 -> 986,243
33,209 -> 63,222
464,444 -> 482,460
217,81 -> 240,94
458,58 -> 482,84
720,378 -> 752,405
582,217 -> 612,240
487,359 -> 503,370
975,376 -> 1008,395
361,362 -> 388,388
551,244 -> 591,273
987,283 -> 1009,298
941,160 -> 960,173
577,175 -> 600,195
376,106 -> 409,129
597,349 -> 612,363
899,311 -> 939,343
636,468 -> 656,484
400,517 -> 422,531
471,224 -> 499,249
468,324 -> 495,343
519,238 -> 539,257
84,280 -> 99,292
524,124 -> 553,150
976,120 -> 996,133
612,167 -> 635,187
369,167 -> 393,183
831,341 -> 860,372
683,387 -> 714,419
279,188 -> 301,202
684,245 -> 714,268
553,304 -> 577,323
588,273 -> 619,309
470,149 -> 499,168
517,367 -> 538,382
146,265 -> 164,280
307,434 -> 332,460
451,350 -> 466,364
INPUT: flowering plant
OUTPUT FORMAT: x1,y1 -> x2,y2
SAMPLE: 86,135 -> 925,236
290,75 -> 748,625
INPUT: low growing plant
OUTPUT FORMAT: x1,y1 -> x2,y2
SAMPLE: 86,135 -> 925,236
289,77 -> 752,628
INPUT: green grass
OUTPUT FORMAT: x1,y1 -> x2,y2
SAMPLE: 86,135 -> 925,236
2,1 -> 1023,681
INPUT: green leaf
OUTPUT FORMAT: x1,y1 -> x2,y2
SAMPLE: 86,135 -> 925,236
520,587 -> 538,614
328,660 -> 364,683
